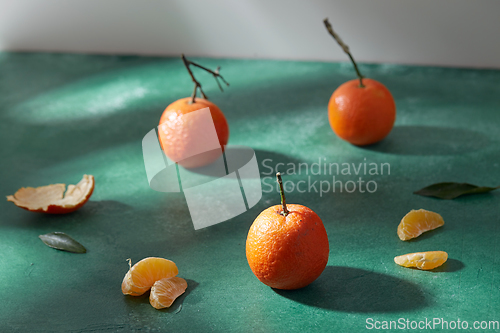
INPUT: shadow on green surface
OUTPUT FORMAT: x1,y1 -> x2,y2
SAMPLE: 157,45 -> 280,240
398,259 -> 465,273
363,126 -> 490,156
1,206 -> 76,228
0,52 -> 165,107
428,259 -> 465,273
1,58 -> 342,176
1,200 -> 132,228
123,279 -> 198,313
413,190 -> 500,202
403,226 -> 446,243
274,266 -> 430,313
180,148 -> 305,178
254,149 -> 305,172
255,148 -> 305,179
79,200 -> 133,216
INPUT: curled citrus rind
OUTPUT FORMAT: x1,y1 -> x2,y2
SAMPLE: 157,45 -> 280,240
394,251 -> 448,270
149,276 -> 188,309
6,175 -> 94,214
397,209 -> 444,241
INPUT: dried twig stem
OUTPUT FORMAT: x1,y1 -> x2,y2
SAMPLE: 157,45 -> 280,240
323,18 -> 365,88
181,54 -> 230,103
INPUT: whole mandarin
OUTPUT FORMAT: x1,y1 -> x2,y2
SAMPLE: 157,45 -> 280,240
246,204 -> 329,290
246,174 -> 329,290
158,97 -> 229,168
328,78 -> 396,146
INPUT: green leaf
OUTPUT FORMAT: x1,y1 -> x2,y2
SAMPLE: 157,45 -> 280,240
414,182 -> 500,200
39,232 -> 87,253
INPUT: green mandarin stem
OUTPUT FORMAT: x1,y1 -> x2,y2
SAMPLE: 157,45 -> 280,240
276,172 -> 289,216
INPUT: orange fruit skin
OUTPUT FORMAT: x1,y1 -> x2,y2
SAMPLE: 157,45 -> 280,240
246,204 -> 329,290
397,209 -> 445,241
42,184 -> 94,214
158,97 -> 229,168
328,78 -> 396,146
6,175 -> 95,214
394,251 -> 448,270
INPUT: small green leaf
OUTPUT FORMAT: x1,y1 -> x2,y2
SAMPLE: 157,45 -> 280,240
39,232 -> 86,253
414,182 -> 500,200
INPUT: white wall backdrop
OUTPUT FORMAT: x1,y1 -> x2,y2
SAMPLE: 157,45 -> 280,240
1,0 -> 499,68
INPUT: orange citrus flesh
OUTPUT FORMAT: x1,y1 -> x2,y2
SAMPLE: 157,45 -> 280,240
394,251 -> 448,270
122,258 -> 179,296
149,276 -> 188,309
397,209 -> 444,241
6,174 -> 94,214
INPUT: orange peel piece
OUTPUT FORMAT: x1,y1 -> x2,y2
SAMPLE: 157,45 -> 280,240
394,251 -> 448,270
6,174 -> 94,214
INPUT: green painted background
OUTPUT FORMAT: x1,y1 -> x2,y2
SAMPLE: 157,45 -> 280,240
0,53 -> 499,332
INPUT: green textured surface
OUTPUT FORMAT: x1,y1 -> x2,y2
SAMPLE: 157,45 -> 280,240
1,52 -> 499,332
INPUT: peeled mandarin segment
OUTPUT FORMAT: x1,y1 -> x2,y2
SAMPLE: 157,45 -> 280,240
394,251 -> 448,270
149,276 -> 188,309
121,271 -> 145,296
6,175 -> 94,214
397,209 -> 444,241
121,257 -> 179,296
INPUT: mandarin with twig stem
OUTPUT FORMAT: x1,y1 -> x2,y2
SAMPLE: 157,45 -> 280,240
246,173 -> 329,290
158,54 -> 230,168
324,18 -> 396,146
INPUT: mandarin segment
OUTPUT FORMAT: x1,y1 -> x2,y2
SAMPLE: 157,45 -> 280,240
121,257 -> 179,296
149,277 -> 188,309
394,251 -> 448,270
397,209 -> 444,241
